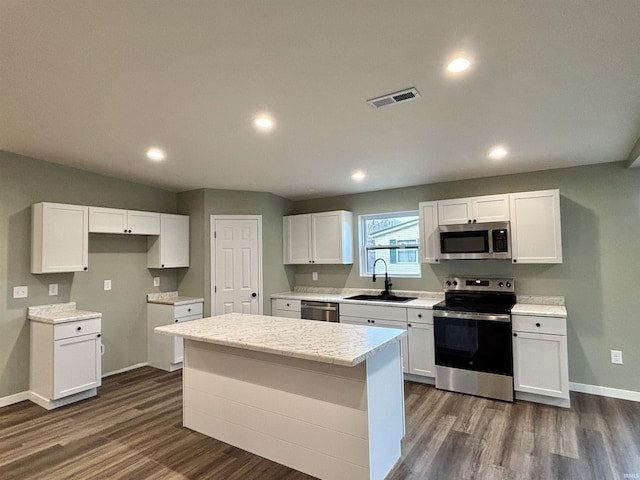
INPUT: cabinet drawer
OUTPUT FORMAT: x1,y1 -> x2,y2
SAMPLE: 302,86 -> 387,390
173,314 -> 202,324
273,299 -> 301,312
512,314 -> 566,335
407,308 -> 433,325
340,303 -> 406,321
54,318 -> 101,340
175,302 -> 203,319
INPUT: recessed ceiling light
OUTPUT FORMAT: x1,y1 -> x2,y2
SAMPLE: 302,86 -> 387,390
352,171 -> 366,182
254,115 -> 275,130
488,146 -> 508,159
146,147 -> 165,161
447,57 -> 471,73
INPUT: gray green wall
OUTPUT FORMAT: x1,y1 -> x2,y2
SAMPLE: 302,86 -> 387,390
291,161 -> 640,392
177,189 -> 295,317
0,151 -> 178,398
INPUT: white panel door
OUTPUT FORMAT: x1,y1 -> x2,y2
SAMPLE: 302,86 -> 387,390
212,216 -> 262,316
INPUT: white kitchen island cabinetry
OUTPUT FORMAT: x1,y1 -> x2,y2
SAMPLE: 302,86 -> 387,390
512,312 -> 569,408
341,303 -> 409,373
147,213 -> 190,268
31,202 -> 89,274
28,303 -> 102,410
147,293 -> 204,371
509,189 -> 562,264
283,210 -> 353,264
156,313 -> 405,480
437,194 -> 510,225
89,207 -> 160,235
418,201 -> 440,264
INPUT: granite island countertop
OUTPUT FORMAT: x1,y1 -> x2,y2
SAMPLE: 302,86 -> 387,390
28,302 -> 102,324
155,312 -> 406,367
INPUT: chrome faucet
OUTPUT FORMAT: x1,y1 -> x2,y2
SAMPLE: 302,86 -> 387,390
372,258 -> 392,297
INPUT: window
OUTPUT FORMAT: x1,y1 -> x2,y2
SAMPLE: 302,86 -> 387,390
359,211 -> 421,277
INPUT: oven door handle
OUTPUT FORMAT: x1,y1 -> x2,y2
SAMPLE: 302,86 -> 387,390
434,310 -> 511,323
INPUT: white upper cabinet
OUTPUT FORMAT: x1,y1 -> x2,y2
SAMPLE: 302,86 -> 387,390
148,214 -> 190,268
418,201 -> 440,264
89,207 -> 160,235
283,210 -> 353,264
510,189 -> 562,264
438,194 -> 510,225
31,202 -> 89,274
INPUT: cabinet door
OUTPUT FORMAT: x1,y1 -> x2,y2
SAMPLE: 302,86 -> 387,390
53,334 -> 101,399
32,203 -> 89,273
127,210 -> 160,235
418,201 -> 440,263
510,190 -> 562,263
513,331 -> 569,399
283,214 -> 312,264
472,194 -> 510,222
89,207 -> 128,233
438,198 -> 472,225
372,319 -> 409,373
148,214 -> 189,268
407,322 -> 434,377
312,211 -> 353,264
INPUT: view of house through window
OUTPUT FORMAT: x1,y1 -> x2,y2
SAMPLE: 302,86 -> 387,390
359,211 -> 421,277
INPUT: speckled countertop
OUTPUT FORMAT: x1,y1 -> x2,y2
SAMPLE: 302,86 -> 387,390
272,288 -> 567,317
28,302 -> 102,324
147,291 -> 204,305
155,313 -> 405,367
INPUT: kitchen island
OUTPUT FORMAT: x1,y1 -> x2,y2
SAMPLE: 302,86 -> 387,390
155,313 -> 406,480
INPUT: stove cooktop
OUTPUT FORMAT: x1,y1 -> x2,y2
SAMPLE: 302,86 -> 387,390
435,276 -> 516,315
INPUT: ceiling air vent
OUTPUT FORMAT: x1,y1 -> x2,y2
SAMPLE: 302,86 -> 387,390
367,87 -> 421,108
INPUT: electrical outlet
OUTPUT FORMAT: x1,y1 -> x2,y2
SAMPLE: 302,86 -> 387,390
13,286 -> 28,298
49,284 -> 58,296
611,350 -> 623,365
153,277 -> 160,287
104,280 -> 112,291
312,272 -> 318,281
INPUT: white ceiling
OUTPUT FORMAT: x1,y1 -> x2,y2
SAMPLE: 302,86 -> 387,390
2,1 -> 639,200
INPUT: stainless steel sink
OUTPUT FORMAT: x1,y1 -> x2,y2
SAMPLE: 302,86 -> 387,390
344,294 -> 417,303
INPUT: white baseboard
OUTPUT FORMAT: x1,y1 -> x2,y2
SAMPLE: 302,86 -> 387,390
0,391 -> 30,408
102,362 -> 149,378
570,382 -> 640,402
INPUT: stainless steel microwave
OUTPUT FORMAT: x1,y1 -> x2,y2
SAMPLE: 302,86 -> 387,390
438,221 -> 511,260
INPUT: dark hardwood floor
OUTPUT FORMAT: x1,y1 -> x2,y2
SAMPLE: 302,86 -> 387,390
1,367 -> 639,479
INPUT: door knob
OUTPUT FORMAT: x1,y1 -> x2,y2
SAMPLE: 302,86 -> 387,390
251,292 -> 257,298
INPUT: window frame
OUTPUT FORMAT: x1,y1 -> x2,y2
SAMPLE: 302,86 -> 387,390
358,210 -> 421,278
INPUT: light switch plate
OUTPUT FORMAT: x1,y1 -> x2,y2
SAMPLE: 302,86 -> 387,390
13,286 -> 28,298
49,284 -> 58,296
312,272 -> 318,281
104,279 -> 112,291
153,277 -> 160,287
611,350 -> 623,365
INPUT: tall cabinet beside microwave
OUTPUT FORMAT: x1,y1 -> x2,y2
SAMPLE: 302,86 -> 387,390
283,210 -> 353,264
509,189 -> 562,264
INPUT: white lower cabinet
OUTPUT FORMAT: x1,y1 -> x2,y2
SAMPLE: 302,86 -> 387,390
512,314 -> 569,406
271,298 -> 301,318
407,308 -> 435,377
30,317 -> 102,409
147,300 -> 203,371
340,303 -> 411,373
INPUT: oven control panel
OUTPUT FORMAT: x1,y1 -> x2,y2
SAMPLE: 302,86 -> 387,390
444,277 -> 514,293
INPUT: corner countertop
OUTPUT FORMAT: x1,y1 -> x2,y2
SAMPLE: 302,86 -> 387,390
155,312 -> 405,367
147,291 -> 205,306
28,302 -> 102,325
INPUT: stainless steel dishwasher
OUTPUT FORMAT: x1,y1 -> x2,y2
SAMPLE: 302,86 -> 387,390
300,300 -> 339,322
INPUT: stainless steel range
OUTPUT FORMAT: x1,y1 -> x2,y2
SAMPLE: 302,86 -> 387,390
433,277 -> 516,402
